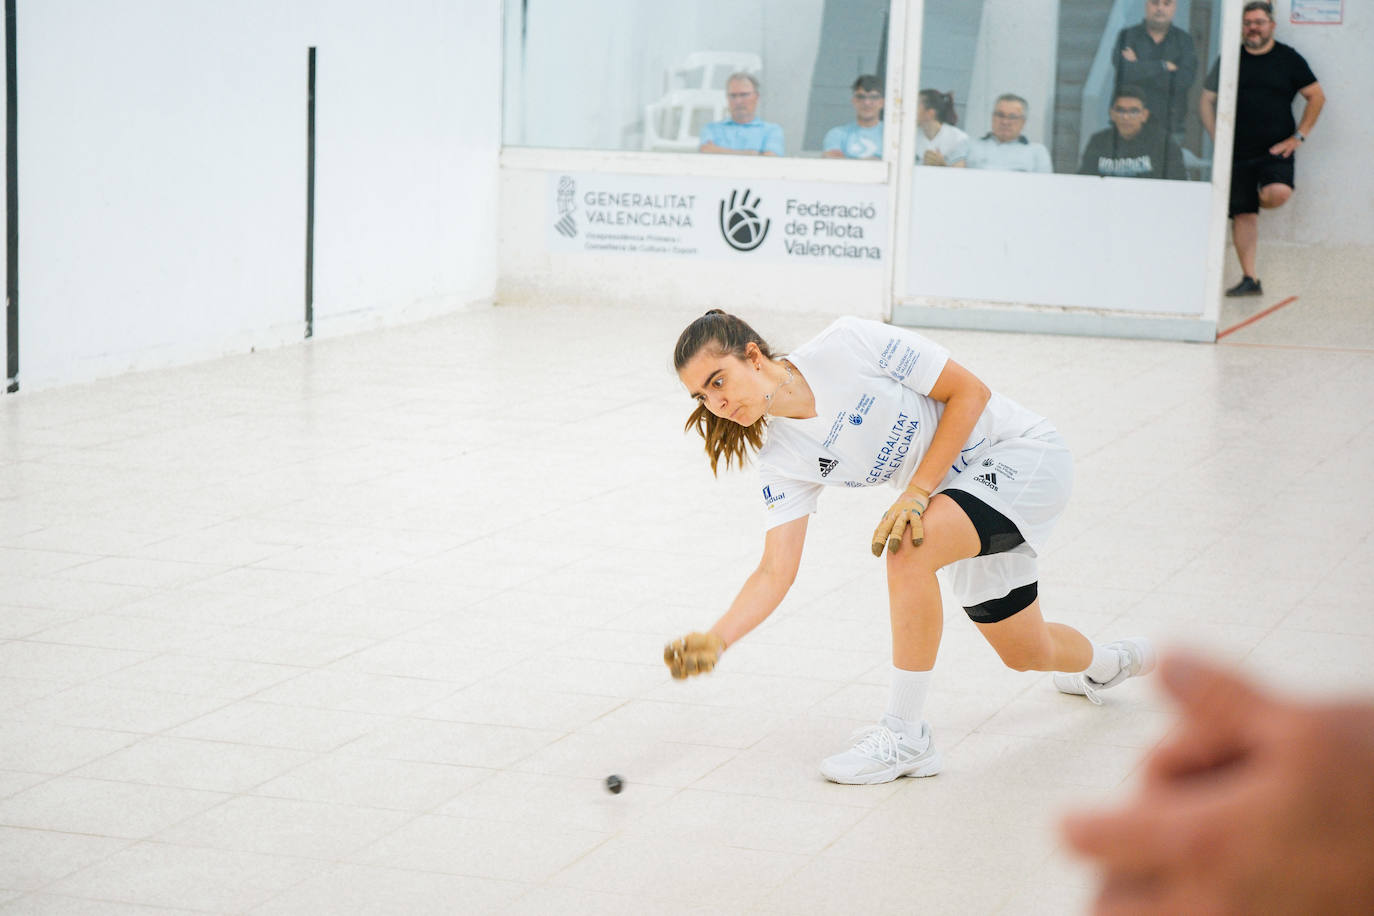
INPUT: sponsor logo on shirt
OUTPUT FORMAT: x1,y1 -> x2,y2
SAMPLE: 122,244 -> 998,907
877,338 -> 920,380
848,414 -> 863,425
865,412 -> 920,484
762,484 -> 786,508
818,457 -> 839,478
974,472 -> 999,492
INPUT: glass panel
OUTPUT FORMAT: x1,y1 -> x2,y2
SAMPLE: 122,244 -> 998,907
903,0 -> 1225,315
913,0 -> 1221,181
501,0 -> 891,158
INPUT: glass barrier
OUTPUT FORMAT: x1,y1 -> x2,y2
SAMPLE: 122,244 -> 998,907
501,0 -> 892,158
902,0 -> 1225,317
915,0 -> 1221,181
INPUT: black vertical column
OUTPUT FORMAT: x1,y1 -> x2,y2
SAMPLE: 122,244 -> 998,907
304,46 -> 316,339
5,0 -> 17,392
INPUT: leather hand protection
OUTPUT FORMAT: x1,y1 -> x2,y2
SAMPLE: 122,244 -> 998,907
871,486 -> 931,557
664,631 -> 725,679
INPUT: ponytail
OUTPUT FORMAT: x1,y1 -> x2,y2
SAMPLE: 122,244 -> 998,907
918,88 -> 958,126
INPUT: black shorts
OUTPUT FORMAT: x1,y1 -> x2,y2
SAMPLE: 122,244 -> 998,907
1229,153 -> 1295,217
942,488 -> 1034,624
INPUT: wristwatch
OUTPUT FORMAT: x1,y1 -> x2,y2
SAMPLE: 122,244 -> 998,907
1294,131 -> 1306,142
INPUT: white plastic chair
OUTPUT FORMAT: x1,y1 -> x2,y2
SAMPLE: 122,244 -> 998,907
675,51 -> 762,91
642,89 -> 728,153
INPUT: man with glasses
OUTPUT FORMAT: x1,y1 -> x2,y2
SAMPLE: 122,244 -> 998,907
822,75 -> 885,160
1079,85 -> 1185,180
967,94 -> 1052,173
699,73 -> 785,157
1112,0 -> 1198,145
1201,1 -> 1325,297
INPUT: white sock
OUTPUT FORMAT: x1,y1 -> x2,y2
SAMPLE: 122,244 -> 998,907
1083,644 -> 1123,683
884,666 -> 931,734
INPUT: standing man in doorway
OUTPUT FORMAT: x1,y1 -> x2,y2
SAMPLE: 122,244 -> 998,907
1113,0 -> 1198,146
1201,1 -> 1325,297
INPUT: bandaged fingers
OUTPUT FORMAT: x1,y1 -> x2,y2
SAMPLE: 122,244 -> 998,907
870,487 -> 931,557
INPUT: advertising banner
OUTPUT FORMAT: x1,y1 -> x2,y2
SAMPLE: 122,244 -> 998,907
547,172 -> 887,267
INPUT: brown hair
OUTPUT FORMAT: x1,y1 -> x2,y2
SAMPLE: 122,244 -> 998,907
673,309 -> 777,475
918,89 -> 958,126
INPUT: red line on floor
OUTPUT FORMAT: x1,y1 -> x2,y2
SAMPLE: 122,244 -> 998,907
1216,295 -> 1299,340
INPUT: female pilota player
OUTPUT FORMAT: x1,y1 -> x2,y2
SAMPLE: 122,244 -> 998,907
663,311 -> 1154,784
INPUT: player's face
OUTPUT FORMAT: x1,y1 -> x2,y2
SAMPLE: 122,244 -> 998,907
679,347 -> 767,426
851,88 -> 884,126
1145,0 -> 1176,29
990,102 -> 1026,143
726,79 -> 759,123
1110,96 -> 1149,139
1242,10 -> 1274,49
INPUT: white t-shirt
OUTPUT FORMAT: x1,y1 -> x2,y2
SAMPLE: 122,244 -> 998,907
914,123 -> 971,165
757,317 -> 1048,529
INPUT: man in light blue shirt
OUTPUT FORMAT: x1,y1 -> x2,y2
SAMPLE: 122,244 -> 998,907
700,73 -> 785,156
967,93 -> 1053,173
823,75 -> 885,160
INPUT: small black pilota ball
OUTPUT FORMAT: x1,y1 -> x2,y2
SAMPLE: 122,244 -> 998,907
604,774 -> 624,794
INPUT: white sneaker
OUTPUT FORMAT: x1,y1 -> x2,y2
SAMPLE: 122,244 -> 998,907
819,716 -> 942,785
1054,637 -> 1156,705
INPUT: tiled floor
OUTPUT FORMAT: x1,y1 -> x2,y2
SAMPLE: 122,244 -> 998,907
2,260 -> 1373,913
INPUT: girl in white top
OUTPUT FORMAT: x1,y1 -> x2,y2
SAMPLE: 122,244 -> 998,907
915,89 -> 970,167
665,311 -> 1154,784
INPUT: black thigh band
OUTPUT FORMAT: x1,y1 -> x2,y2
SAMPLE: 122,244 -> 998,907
964,581 -> 1038,624
942,488 -> 1026,557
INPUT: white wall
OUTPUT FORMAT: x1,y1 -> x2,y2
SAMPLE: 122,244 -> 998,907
13,0 -> 500,391
1256,1 -> 1373,247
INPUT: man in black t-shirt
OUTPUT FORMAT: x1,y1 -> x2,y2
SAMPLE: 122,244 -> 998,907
1112,0 -> 1197,142
1080,85 -> 1186,180
1201,1 -> 1325,297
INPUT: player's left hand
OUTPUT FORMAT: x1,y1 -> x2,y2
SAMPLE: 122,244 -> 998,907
871,486 -> 931,556
1269,136 -> 1301,158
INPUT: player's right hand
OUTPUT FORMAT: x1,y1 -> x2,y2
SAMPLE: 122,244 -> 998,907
664,631 -> 725,679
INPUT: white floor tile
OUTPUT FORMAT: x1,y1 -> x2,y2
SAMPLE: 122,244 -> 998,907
0,826 -> 129,891
2,297 -> 1370,913
153,795 -> 413,860
254,755 -> 488,812
0,777 -> 226,838
43,842 -> 320,912
249,862 -> 524,915
350,813 -> 609,883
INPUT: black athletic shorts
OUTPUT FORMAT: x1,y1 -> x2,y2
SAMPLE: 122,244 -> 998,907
1229,153 -> 1295,217
941,488 -> 1035,624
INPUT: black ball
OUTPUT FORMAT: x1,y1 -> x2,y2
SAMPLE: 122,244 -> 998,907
604,774 -> 623,794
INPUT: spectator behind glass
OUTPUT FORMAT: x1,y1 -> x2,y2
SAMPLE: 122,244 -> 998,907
967,94 -> 1052,173
1078,85 -> 1186,180
699,72 -> 785,157
1112,0 -> 1198,143
915,89 -> 969,167
1063,651 -> 1374,915
822,75 -> 884,160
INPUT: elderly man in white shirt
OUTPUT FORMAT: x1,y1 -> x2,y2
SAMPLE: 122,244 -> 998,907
967,94 -> 1052,173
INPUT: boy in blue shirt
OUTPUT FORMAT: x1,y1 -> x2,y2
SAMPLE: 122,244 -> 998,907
823,75 -> 885,160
